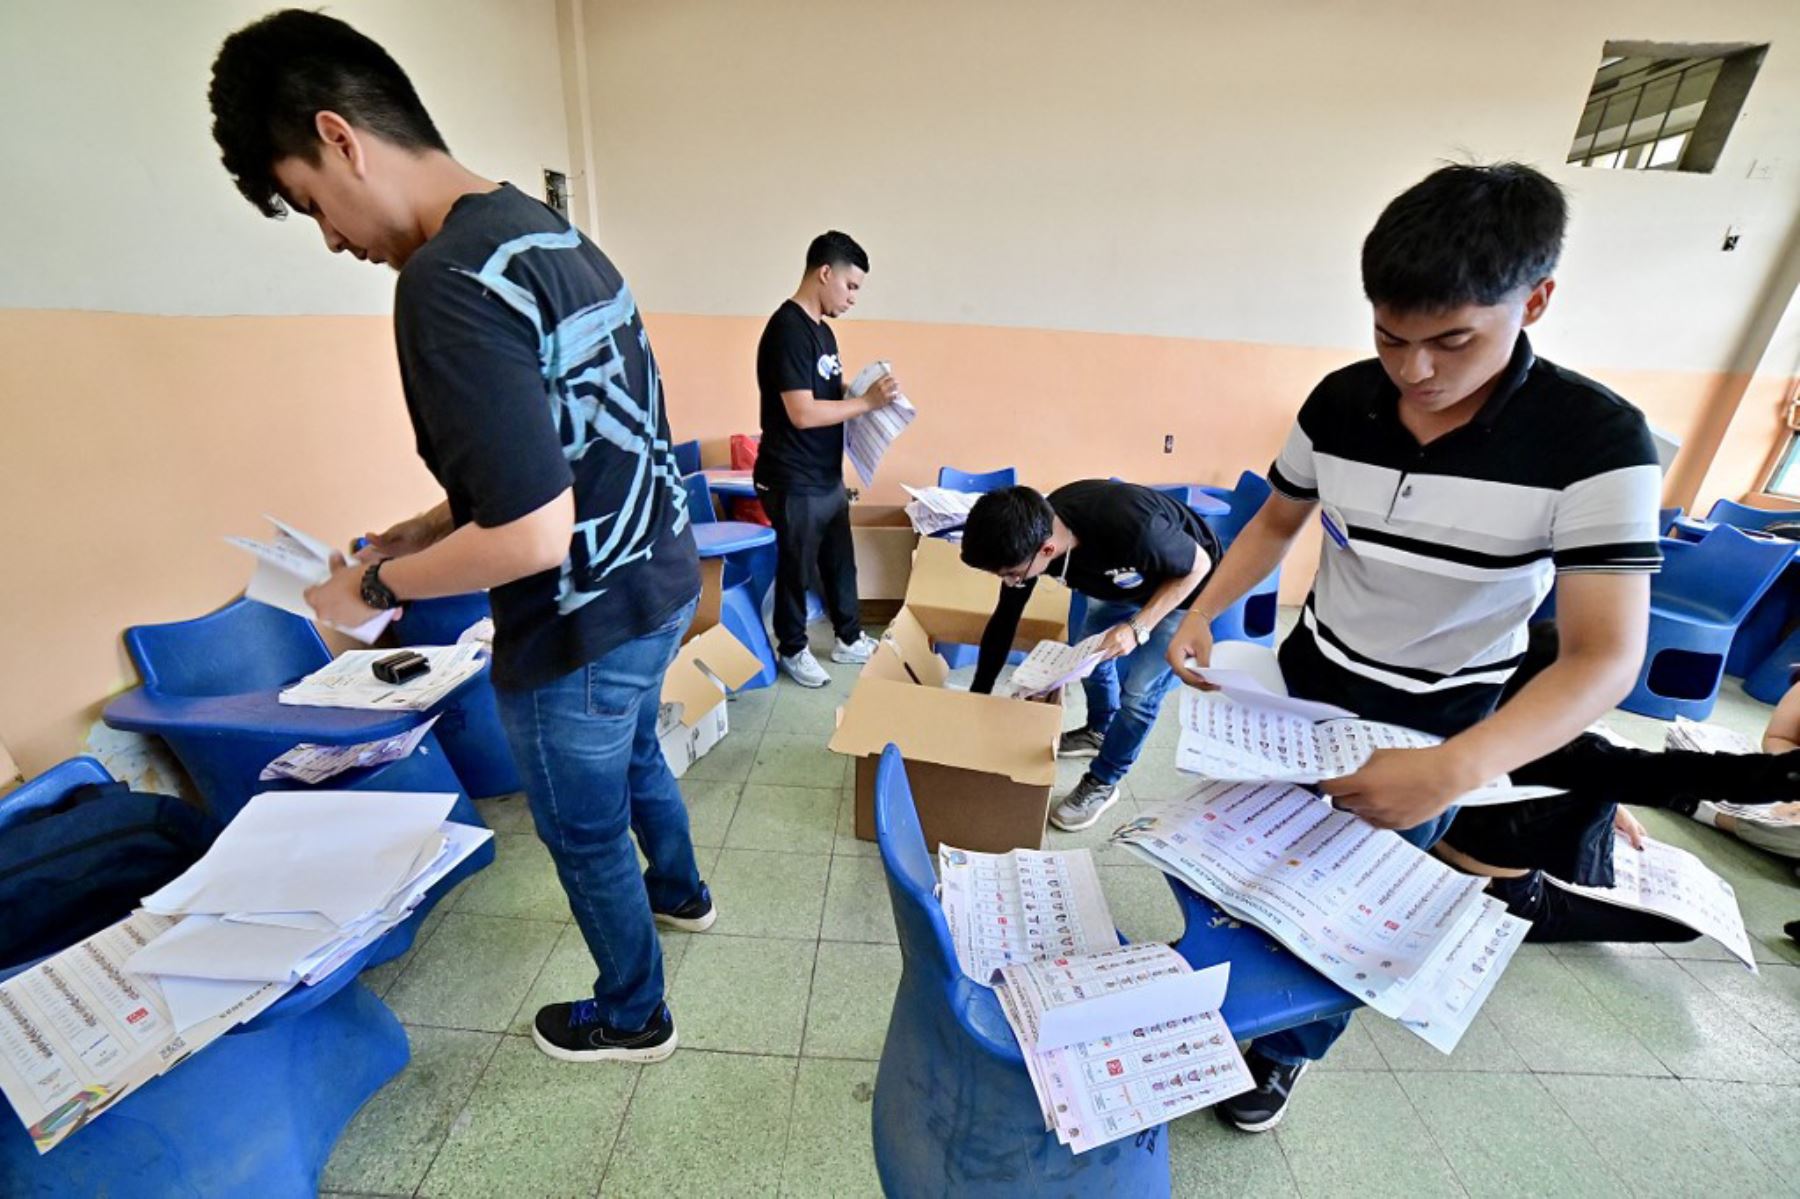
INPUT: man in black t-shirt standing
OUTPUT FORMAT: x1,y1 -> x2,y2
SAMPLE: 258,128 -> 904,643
211,11 -> 709,1066
755,231 -> 901,687
961,482 -> 1217,831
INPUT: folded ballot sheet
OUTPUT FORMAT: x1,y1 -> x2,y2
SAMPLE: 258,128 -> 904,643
844,361 -> 917,488
226,515 -> 394,643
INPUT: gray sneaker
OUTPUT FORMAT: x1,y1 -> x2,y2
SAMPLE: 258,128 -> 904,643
1051,774 -> 1120,831
831,633 -> 879,664
779,648 -> 831,688
1057,727 -> 1106,759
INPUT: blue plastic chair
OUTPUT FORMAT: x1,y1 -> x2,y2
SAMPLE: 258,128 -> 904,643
0,759 -> 408,1199
871,746 -> 1171,1196
1621,527 -> 1796,720
681,476 -> 780,689
393,592 -> 522,799
1195,471 -> 1281,646
672,438 -> 702,477
103,598 -> 492,961
1697,499 -> 1800,678
1705,498 -> 1793,533
937,465 -> 1018,494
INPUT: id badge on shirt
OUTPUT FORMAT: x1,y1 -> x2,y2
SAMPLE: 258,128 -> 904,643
1320,505 -> 1354,554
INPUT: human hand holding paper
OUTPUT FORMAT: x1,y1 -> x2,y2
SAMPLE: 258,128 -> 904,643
1320,744 -> 1478,830
1165,610 -> 1217,689
303,554 -> 392,630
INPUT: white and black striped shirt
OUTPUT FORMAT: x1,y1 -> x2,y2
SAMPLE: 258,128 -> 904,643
1269,335 -> 1661,730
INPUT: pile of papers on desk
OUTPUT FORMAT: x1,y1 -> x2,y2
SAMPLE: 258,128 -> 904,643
0,791 -> 488,1153
279,643 -> 487,711
901,485 -> 981,537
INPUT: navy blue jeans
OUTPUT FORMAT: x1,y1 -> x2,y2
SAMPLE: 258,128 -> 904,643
1079,600 -> 1185,787
495,596 -> 705,1031
1251,807 -> 1458,1066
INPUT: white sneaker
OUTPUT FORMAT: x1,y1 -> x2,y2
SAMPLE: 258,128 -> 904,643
779,648 -> 832,688
831,634 -> 880,664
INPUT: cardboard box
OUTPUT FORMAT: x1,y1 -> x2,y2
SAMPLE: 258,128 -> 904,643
660,562 -> 764,779
829,542 -> 1071,853
850,504 -> 918,601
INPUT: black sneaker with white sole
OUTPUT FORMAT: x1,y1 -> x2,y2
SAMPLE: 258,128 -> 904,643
1056,727 -> 1106,759
1218,1054 -> 1308,1132
532,999 -> 677,1064
653,885 -> 717,932
1049,773 -> 1120,831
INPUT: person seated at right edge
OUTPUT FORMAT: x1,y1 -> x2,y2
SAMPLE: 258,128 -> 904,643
1166,163 -> 1663,1132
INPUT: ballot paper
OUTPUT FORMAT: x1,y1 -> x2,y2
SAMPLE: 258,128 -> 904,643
937,845 -> 1118,983
0,912 -> 287,1153
1549,832 -> 1758,970
1006,635 -> 1108,700
844,361 -> 917,488
1114,781 -> 1525,1050
1393,898 -> 1530,1053
143,790 -> 457,927
259,715 -> 439,784
1665,717 -> 1759,756
278,643 -> 486,711
991,944 -> 1250,1154
226,515 -> 395,643
1177,683 -> 1558,808
901,485 -> 982,537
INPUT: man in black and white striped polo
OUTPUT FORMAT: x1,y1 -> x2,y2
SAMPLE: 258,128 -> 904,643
1168,163 -> 1662,1131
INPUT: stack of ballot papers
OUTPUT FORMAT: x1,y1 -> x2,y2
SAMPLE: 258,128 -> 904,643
844,361 -> 917,489
1179,670 -> 1559,807
260,714 -> 440,784
937,845 -> 1119,983
901,485 -> 981,537
1115,780 -> 1530,1053
279,643 -> 486,711
1549,832 -> 1759,969
0,791 -> 490,1153
992,944 -> 1251,1154
227,515 -> 395,643
1005,635 -> 1108,700
1665,717 -> 1758,755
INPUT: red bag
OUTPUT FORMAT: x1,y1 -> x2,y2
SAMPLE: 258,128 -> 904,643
727,434 -> 770,525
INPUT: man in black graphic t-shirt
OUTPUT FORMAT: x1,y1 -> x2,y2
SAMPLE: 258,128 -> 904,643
754,230 -> 901,688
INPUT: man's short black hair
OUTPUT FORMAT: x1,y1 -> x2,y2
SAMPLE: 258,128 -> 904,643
806,230 -> 869,273
209,9 -> 449,218
960,487 -> 1055,574
1361,163 -> 1567,312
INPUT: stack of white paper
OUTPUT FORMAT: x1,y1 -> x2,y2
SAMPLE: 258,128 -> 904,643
279,643 -> 487,711
1006,635 -> 1108,700
1665,717 -> 1758,756
901,485 -> 982,537
992,944 -> 1251,1154
844,361 -> 917,488
226,516 -> 395,643
937,845 -> 1118,983
1549,832 -> 1758,969
260,714 -> 440,784
1114,780 -> 1530,1053
1178,675 -> 1559,807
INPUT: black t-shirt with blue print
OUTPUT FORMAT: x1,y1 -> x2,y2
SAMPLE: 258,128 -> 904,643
393,183 -> 699,692
754,299 -> 846,494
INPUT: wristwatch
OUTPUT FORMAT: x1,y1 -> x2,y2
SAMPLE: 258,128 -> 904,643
1127,617 -> 1150,647
361,561 -> 400,610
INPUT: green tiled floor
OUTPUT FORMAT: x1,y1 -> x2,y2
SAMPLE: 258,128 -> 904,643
326,619 -> 1800,1197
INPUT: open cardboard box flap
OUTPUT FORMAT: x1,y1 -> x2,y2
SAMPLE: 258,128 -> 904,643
662,622 -> 762,729
862,607 -> 950,689
903,537 -> 1069,647
829,676 -> 1061,786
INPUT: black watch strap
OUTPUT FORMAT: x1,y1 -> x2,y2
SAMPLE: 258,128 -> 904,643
361,561 -> 400,610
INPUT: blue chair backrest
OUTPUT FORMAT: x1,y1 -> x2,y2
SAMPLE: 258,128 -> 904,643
1198,470 -> 1273,545
125,598 -> 332,697
1706,498 -> 1792,533
1656,525 -> 1795,625
874,747 -> 960,989
1659,506 -> 1681,535
683,473 -> 718,525
396,592 -> 493,647
937,466 -> 1017,494
672,439 -> 702,476
0,757 -> 113,830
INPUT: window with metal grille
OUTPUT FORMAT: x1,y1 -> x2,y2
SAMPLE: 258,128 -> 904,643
1567,41 -> 1767,174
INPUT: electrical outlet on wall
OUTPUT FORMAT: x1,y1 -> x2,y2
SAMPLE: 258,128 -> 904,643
1164,434 -> 1175,453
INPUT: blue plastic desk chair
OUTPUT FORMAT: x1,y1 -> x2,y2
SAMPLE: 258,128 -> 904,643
1622,526 -> 1796,720
0,759 -> 408,1199
391,591 -> 521,799
672,438 -> 702,477
1195,471 -> 1281,645
1694,500 -> 1800,678
1705,498 -> 1793,533
936,465 -> 1017,494
871,745 -> 1171,1197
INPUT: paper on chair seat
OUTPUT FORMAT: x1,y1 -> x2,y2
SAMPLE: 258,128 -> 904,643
278,644 -> 486,711
259,715 -> 439,783
127,916 -> 343,983
157,975 -> 270,1033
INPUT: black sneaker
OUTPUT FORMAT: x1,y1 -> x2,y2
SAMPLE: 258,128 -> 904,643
1057,727 -> 1106,759
532,999 -> 678,1064
1218,1054 -> 1308,1132
653,884 -> 717,932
